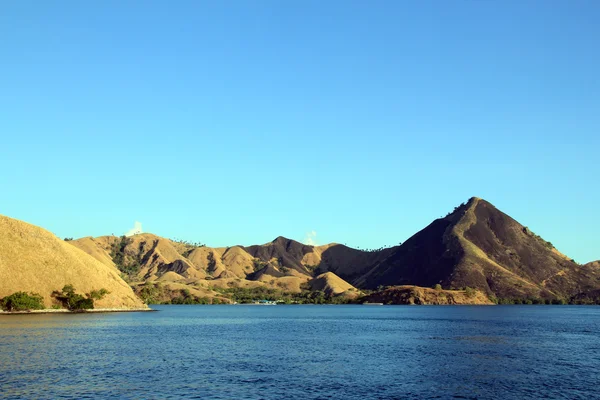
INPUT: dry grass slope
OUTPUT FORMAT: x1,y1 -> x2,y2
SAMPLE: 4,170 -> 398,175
0,215 -> 146,309
309,272 -> 358,297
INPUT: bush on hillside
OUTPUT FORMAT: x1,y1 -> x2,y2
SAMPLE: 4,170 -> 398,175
109,236 -> 142,278
52,284 -> 110,311
0,292 -> 45,311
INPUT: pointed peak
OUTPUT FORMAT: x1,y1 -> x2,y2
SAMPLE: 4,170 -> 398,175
272,236 -> 291,243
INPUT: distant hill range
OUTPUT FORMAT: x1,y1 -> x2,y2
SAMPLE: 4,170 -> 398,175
1,197 -> 599,307
66,197 -> 600,303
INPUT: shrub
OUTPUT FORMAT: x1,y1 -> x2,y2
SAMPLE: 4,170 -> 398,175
433,284 -> 442,291
89,288 -> 110,300
52,284 -> 110,311
464,287 -> 477,298
0,292 -> 45,311
138,282 -> 164,304
252,259 -> 267,272
109,236 -> 141,277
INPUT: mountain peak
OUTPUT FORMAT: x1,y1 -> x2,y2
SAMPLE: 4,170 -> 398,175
269,236 -> 308,247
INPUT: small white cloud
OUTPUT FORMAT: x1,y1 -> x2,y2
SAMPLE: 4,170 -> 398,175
125,221 -> 143,237
303,230 -> 318,246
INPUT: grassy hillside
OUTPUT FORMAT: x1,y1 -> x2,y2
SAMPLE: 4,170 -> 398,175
0,215 -> 146,309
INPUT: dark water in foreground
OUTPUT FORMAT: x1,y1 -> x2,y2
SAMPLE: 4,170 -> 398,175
1,305 -> 599,400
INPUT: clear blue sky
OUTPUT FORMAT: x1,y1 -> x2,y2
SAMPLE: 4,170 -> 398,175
1,1 -> 598,262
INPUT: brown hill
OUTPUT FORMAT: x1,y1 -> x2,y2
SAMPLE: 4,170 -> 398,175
352,197 -> 600,300
66,198 -> 600,303
308,272 -> 359,297
313,244 -> 396,282
362,286 -> 493,305
69,234 -> 317,301
0,215 -> 146,309
585,261 -> 600,269
243,237 -> 316,275
69,233 -> 391,293
70,234 -> 203,282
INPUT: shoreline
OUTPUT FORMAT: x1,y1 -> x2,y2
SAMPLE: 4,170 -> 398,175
0,307 -> 155,315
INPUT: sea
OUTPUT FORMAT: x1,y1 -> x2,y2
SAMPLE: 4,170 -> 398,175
1,305 -> 599,399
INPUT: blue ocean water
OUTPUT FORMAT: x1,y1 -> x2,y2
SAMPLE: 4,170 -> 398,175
1,305 -> 599,399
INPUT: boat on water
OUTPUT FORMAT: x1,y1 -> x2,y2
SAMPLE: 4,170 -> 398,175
251,300 -> 277,305
362,302 -> 384,305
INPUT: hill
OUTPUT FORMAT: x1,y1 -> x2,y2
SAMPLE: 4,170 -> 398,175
308,272 -> 360,297
351,197 -> 600,301
0,215 -> 146,309
361,286 -> 493,305
65,197 -> 600,304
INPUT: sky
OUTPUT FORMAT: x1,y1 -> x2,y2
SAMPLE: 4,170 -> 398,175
1,1 -> 598,263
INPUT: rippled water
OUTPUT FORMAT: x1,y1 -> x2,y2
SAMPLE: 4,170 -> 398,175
1,305 -> 599,399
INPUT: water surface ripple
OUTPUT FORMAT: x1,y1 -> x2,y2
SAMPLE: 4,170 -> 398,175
1,305 -> 599,399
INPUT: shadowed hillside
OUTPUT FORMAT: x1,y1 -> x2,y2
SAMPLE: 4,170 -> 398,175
361,286 -> 494,305
353,198 -> 600,300
243,236 -> 316,275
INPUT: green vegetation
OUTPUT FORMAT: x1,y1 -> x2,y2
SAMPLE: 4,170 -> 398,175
170,238 -> 205,247
63,237 -> 73,241
571,296 -> 600,305
109,236 -> 142,279
137,282 -> 222,305
170,289 -> 213,305
0,291 -> 45,311
433,284 -> 442,291
494,297 -> 567,305
465,287 -> 477,298
210,286 -> 352,304
304,264 -> 318,273
446,202 -> 466,217
213,286 -> 278,303
138,282 -> 164,304
252,259 -> 268,272
52,284 -> 110,311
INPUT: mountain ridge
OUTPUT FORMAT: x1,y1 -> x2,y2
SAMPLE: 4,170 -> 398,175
62,196 -> 600,303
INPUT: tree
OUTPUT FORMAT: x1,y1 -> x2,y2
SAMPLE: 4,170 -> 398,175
52,284 -> 110,311
0,292 -> 45,311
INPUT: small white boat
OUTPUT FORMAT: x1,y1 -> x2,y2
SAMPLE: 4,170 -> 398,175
253,300 -> 277,305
